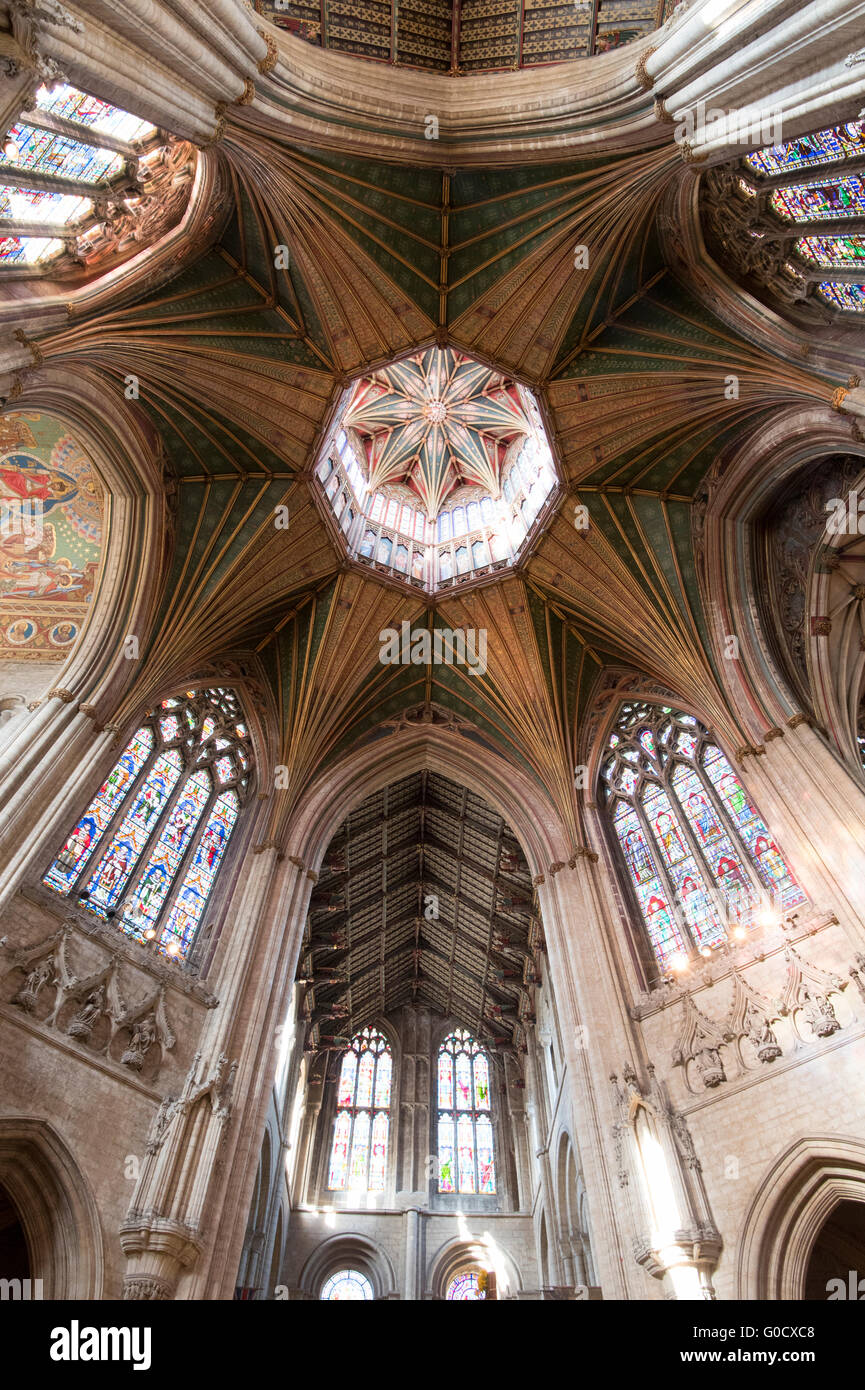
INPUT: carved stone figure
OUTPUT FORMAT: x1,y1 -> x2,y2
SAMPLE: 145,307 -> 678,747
802,988 -> 840,1038
67,985 -> 105,1042
12,955 -> 54,1012
745,1005 -> 782,1063
693,1039 -> 725,1088
121,1013 -> 158,1070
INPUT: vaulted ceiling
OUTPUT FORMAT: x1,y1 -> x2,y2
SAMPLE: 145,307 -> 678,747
13,86 -> 853,857
258,0 -> 664,73
298,770 -> 540,1047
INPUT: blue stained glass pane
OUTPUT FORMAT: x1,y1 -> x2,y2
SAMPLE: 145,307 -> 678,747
159,788 -> 238,956
613,801 -> 686,963
119,769 -> 211,942
1,123 -> 124,183
642,782 -> 726,949
44,727 -> 153,893
745,121 -> 865,178
771,175 -> 865,222
81,748 -> 183,916
817,282 -> 865,313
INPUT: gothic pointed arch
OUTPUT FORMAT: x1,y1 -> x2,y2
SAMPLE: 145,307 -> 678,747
596,696 -> 806,976
0,1116 -> 103,1298
42,684 -> 256,961
737,1136 -> 865,1299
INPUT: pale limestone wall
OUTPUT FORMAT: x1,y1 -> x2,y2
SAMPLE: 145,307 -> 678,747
632,916 -> 865,1298
281,1208 -> 539,1299
0,661 -> 64,708
0,890 -> 215,1297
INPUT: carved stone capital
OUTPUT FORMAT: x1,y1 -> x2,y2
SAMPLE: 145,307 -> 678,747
257,29 -> 278,73
634,48 -> 656,91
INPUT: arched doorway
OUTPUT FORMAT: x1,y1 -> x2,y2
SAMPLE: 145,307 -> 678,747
803,1200 -> 865,1301
737,1137 -> 865,1298
0,1181 -> 30,1281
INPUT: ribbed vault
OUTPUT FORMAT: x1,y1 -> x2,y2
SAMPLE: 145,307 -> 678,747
298,770 -> 539,1050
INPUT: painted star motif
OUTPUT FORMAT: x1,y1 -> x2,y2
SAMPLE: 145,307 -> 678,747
343,346 -> 531,519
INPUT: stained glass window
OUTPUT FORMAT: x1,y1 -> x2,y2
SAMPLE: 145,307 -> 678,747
0,234 -> 62,265
816,281 -> 865,313
0,186 -> 92,226
34,84 -> 155,144
437,1030 -> 496,1195
600,702 -> 806,971
328,1027 -> 392,1193
795,234 -> 865,268
321,1269 -> 373,1301
1,85 -> 160,274
744,121 -> 865,178
1,123 -> 124,183
44,688 -> 252,959
446,1272 -> 484,1300
770,175 -> 865,223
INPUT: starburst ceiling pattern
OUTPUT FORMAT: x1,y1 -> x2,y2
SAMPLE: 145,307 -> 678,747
342,346 -> 532,519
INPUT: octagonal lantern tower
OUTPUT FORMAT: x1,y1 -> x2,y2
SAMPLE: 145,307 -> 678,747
313,346 -> 561,595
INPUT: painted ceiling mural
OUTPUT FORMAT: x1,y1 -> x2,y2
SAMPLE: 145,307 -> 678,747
343,347 -> 530,519
0,79 -> 858,851
0,412 -> 103,663
255,0 -> 665,71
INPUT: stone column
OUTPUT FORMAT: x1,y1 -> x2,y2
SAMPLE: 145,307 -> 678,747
525,1030 -> 558,1277
535,855 -> 651,1300
183,849 -> 316,1298
644,0 -> 865,162
0,695 -> 117,913
740,719 -> 865,945
119,844 -> 309,1299
404,1207 -> 421,1301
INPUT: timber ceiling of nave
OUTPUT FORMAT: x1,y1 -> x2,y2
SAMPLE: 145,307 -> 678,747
299,769 -> 539,1048
21,136 -> 846,836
